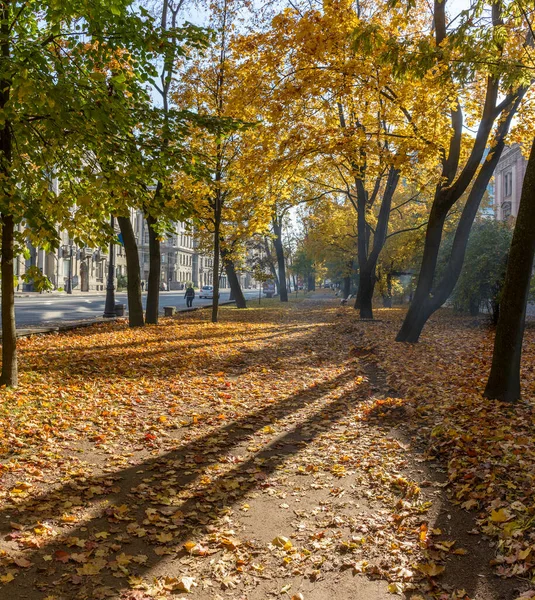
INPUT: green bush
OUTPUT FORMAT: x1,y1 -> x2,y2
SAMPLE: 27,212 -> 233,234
22,266 -> 54,293
444,220 -> 512,319
117,274 -> 128,290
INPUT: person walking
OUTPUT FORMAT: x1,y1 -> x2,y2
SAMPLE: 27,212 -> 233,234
184,285 -> 195,308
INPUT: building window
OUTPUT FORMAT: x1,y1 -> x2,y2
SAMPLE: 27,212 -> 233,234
502,201 -> 512,219
504,171 -> 513,197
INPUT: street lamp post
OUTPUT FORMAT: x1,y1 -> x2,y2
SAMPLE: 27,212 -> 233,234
66,244 -> 73,294
103,216 -> 116,318
168,247 -> 172,291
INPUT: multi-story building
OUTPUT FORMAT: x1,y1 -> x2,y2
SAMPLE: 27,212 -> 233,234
134,216 -> 222,290
494,144 -> 528,221
19,220 -> 128,293
17,208 -> 257,293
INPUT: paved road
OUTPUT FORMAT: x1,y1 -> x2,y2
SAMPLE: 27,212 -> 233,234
13,290 -> 260,327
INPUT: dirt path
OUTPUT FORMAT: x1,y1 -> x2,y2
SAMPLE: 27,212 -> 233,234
0,297 -> 519,599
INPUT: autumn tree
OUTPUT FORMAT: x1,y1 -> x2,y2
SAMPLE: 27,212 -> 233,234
143,0 -> 210,324
240,0 -> 446,319
301,197 -> 358,298
389,0 -> 532,342
484,139 -> 535,402
0,0 -> 160,386
173,0 -> 282,321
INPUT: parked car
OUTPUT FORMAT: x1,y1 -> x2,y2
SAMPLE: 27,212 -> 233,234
199,285 -> 220,299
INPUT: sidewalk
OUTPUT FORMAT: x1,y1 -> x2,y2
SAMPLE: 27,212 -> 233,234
14,288 -> 233,298
6,299 -> 236,339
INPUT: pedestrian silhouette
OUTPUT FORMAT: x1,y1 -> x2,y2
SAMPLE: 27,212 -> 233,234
184,285 -> 195,308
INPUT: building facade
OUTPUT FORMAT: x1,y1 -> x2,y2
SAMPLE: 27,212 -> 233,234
494,144 -> 527,221
19,220 -> 128,293
17,209 -> 256,293
134,216 -> 223,290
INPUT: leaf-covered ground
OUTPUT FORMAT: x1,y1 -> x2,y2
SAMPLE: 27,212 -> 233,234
0,295 -> 530,599
344,306 -> 535,599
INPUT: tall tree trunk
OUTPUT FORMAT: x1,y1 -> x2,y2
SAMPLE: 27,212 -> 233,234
263,237 -> 279,293
1,214 -> 17,387
396,97 -> 521,342
117,215 -> 144,328
396,200 -> 451,342
212,229 -> 221,323
272,216 -> 288,302
354,177 -> 369,311
383,272 -> 393,308
356,267 -> 374,319
223,251 -> 247,308
307,273 -> 315,291
212,192 -> 222,323
354,166 -> 400,319
343,275 -> 351,299
145,214 -> 160,324
0,13 -> 16,387
484,138 -> 535,402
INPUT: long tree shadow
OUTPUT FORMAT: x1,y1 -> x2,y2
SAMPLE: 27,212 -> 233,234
5,300 -> 501,599
1,307 -> 345,477
24,325 -> 316,372
1,369 -> 364,598
21,320 -> 335,381
355,346 -> 519,600
422,497 -> 518,600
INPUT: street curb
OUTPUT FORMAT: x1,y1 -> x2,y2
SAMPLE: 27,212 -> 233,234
6,318 -> 123,340
173,300 -> 236,314
2,301 -> 238,340
14,289 -> 235,299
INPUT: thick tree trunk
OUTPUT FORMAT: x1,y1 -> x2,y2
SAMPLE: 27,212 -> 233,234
396,200 -> 450,342
272,216 -> 288,302
222,249 -> 247,308
397,92 -> 523,343
0,14 -> 16,387
356,267 -> 374,319
224,260 -> 246,308
117,216 -> 144,328
484,138 -> 535,402
307,273 -> 315,291
383,272 -> 393,308
263,237 -> 279,293
145,214 -> 160,324
343,275 -> 351,299
1,214 -> 17,387
212,193 -> 222,323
